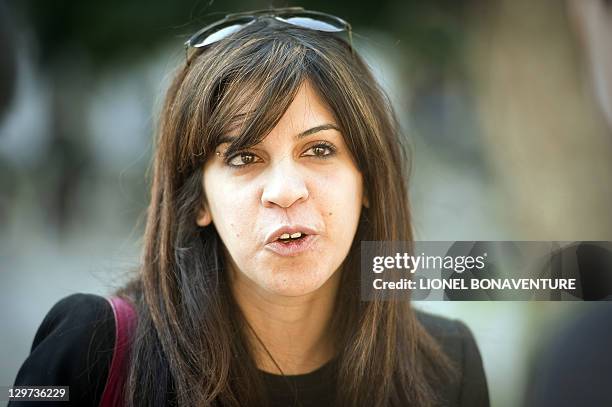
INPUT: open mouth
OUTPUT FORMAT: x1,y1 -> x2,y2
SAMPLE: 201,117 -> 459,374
264,226 -> 318,256
266,230 -> 317,256
277,232 -> 308,243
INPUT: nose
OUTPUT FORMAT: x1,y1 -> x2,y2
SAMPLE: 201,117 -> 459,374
261,158 -> 309,209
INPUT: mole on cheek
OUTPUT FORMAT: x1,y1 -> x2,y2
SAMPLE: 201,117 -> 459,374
328,212 -> 333,216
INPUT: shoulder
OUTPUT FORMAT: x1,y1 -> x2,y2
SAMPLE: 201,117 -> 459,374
36,293 -> 114,331
415,310 -> 490,407
30,294 -> 116,362
416,309 -> 475,351
11,293 -> 116,406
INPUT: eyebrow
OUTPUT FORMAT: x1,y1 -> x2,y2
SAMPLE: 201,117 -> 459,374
216,123 -> 340,145
297,123 -> 340,138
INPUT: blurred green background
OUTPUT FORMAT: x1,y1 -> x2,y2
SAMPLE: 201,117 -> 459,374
1,0 -> 611,406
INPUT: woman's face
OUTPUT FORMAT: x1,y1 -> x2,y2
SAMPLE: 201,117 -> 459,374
197,80 -> 366,297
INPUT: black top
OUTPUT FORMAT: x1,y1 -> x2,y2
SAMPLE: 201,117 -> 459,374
260,358 -> 338,407
11,294 -> 489,406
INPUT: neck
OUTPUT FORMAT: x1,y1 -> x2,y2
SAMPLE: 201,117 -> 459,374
230,267 -> 341,375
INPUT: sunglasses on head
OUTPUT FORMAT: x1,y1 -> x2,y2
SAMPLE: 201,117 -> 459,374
184,7 -> 353,62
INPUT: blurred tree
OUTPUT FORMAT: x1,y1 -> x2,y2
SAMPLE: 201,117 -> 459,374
6,0 -> 474,233
0,0 -> 16,122
13,0 -> 470,70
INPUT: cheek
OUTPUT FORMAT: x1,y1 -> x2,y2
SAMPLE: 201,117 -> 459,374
315,167 -> 363,233
205,177 -> 258,248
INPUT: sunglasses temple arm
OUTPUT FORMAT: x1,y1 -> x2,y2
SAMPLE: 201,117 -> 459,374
184,44 -> 192,66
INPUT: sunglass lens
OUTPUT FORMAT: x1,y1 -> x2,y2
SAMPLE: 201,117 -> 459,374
279,16 -> 346,32
188,17 -> 255,48
197,23 -> 245,47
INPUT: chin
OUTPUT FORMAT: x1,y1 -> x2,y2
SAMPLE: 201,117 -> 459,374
262,267 -> 335,297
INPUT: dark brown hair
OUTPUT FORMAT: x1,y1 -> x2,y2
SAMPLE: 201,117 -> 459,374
120,16 -> 454,407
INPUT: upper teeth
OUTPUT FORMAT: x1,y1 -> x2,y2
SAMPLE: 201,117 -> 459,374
279,232 -> 302,240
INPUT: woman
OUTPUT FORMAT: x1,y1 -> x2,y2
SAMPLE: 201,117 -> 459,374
12,8 -> 489,407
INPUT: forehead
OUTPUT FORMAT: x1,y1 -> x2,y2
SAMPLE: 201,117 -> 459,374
272,81 -> 337,129
219,80 -> 339,144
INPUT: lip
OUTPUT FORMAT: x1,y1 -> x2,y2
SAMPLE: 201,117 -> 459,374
265,234 -> 318,257
264,225 -> 320,245
264,224 -> 320,257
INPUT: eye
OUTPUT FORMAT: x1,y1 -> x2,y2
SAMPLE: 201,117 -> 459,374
226,151 -> 261,167
302,142 -> 336,158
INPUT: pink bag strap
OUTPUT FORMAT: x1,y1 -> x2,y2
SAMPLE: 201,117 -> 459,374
99,296 -> 137,407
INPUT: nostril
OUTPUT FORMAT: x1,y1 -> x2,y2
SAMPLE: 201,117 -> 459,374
260,172 -> 310,209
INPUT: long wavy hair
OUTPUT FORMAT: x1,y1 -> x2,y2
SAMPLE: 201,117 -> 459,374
119,16 -> 453,407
